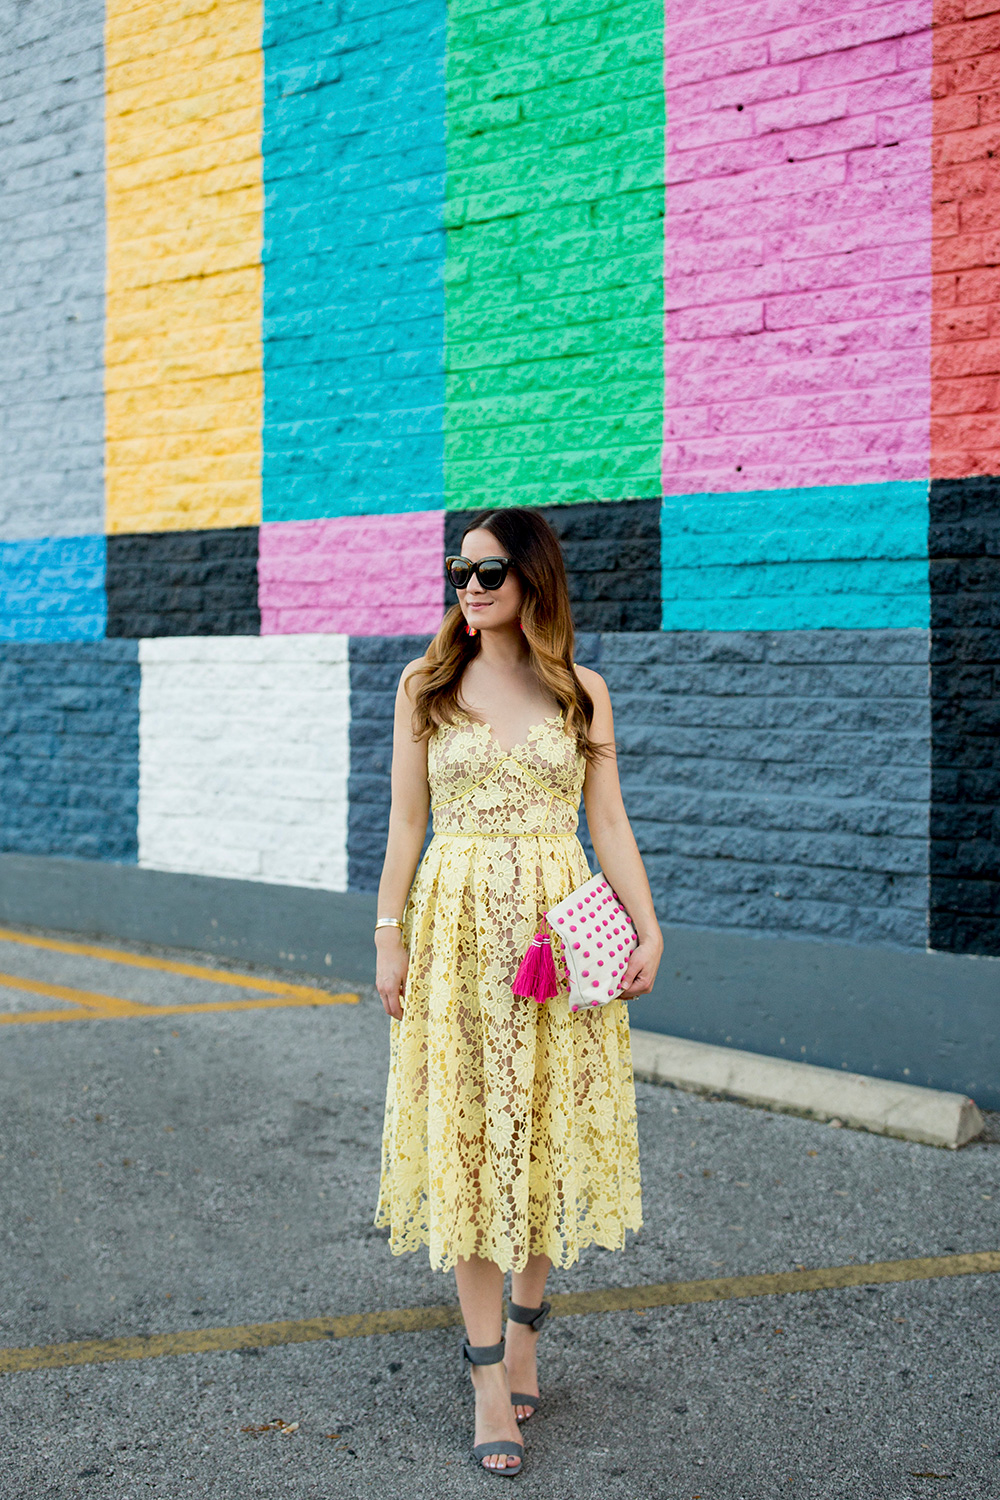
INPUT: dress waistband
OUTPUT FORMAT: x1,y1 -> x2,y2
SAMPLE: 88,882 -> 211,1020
432,831 -> 577,840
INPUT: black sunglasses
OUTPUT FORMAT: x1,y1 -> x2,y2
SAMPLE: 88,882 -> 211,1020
445,555 -> 511,591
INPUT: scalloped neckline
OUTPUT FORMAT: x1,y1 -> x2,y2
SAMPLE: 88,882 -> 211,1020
461,711 -> 563,757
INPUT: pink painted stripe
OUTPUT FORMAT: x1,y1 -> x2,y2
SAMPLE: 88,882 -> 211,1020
663,0 -> 934,495
259,511 -> 445,636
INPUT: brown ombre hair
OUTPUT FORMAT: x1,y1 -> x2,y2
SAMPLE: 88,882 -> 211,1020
407,508 -> 604,761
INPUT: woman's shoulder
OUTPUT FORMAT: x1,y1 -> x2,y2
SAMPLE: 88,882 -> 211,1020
573,663 -> 610,702
397,656 -> 430,702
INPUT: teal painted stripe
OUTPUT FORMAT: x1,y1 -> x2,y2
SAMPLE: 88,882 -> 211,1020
661,482 -> 929,631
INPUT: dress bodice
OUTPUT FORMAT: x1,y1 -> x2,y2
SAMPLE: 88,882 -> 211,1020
428,714 -> 585,837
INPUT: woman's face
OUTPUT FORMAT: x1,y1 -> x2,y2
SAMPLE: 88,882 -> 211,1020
458,528 -> 525,632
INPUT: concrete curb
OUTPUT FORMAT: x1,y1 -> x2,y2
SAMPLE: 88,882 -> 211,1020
630,1030 -> 985,1150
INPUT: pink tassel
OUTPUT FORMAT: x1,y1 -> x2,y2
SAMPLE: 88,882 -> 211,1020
512,931 -> 559,1004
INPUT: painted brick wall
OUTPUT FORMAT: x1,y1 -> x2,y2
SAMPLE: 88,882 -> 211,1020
348,634 -> 433,891
104,0 -> 264,534
444,499 -> 662,631
0,0 -> 105,540
106,528 -> 261,637
931,0 -> 1000,478
263,0 -> 447,522
0,642 -> 139,861
260,511 -> 444,635
444,0 -> 664,511
660,480 -> 929,631
605,629 -> 931,947
0,537 -> 106,641
664,0 -> 933,497
138,635 -> 349,888
348,629 -> 925,948
929,474 -> 1000,955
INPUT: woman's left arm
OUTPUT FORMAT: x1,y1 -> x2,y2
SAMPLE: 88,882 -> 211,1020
578,667 -> 663,998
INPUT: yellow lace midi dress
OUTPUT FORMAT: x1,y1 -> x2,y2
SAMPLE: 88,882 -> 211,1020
375,713 -> 642,1273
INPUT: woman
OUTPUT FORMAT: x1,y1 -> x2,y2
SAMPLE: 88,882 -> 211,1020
374,508 -> 662,1476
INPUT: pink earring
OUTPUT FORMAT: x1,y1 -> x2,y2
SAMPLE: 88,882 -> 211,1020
466,624 -> 478,637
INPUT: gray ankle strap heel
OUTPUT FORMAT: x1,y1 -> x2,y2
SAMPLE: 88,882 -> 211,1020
505,1300 -> 550,1420
462,1335 -> 524,1478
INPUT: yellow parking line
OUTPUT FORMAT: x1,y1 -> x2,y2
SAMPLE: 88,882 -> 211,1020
0,926 -> 347,1002
0,972 -> 147,1017
0,972 -> 357,1025
0,926 -> 359,1023
1,1251 -> 997,1376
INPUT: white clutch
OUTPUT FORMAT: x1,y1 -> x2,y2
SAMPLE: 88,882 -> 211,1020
513,871 -> 638,1013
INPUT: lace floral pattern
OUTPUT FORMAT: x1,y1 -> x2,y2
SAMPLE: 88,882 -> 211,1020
376,714 -> 642,1273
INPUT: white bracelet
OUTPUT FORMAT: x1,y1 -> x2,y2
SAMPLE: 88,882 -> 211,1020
374,917 -> 403,932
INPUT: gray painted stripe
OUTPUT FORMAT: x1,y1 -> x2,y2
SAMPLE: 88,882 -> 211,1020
0,0 -> 105,540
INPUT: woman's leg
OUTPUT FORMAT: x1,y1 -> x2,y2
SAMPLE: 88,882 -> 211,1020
506,1253 -> 552,1420
455,1254 -> 524,1472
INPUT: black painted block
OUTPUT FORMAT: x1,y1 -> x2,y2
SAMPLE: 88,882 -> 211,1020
929,476 -> 1000,955
444,499 -> 661,631
106,528 -> 261,637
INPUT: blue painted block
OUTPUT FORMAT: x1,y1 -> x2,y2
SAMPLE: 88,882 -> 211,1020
661,481 -> 930,631
263,0 -> 446,522
0,535 -> 106,640
0,642 -> 139,862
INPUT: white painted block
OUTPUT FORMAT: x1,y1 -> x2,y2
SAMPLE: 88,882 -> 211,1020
138,636 -> 350,891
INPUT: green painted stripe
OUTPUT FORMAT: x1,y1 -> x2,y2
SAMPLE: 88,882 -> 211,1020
444,0 -> 665,512
3,1252 -> 997,1377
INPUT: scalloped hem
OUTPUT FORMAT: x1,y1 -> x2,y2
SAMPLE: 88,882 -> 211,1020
372,1210 -> 644,1275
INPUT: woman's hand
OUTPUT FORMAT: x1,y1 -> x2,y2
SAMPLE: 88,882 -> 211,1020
619,929 -> 663,999
375,929 -> 408,1019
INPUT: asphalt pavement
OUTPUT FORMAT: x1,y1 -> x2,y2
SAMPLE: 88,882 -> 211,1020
0,925 -> 997,1500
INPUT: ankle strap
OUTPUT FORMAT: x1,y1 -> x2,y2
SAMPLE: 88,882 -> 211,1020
506,1299 -> 551,1331
462,1337 -> 506,1366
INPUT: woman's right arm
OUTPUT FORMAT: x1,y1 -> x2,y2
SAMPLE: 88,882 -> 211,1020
374,662 -> 431,1020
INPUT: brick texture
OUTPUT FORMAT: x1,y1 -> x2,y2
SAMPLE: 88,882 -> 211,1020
444,498 -> 661,631
0,641 -> 139,861
0,0 -> 105,541
444,0 -> 664,511
138,636 -> 349,888
259,511 -> 444,635
660,479 -> 929,630
262,0 -> 446,522
106,529 -> 261,638
664,0 -> 933,496
931,0 -> 1000,478
104,0 -> 264,535
347,627 -> 927,950
0,536 -> 106,640
348,633 -> 433,891
929,474 -> 1000,954
604,629 -> 931,947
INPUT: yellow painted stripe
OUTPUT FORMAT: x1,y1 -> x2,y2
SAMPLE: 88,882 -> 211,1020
104,0 -> 263,534
0,971 -> 357,1026
0,972 -> 147,1016
0,927 -> 346,1002
2,1253 -> 997,1376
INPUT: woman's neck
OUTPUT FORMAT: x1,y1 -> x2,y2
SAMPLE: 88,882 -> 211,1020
474,625 -> 530,670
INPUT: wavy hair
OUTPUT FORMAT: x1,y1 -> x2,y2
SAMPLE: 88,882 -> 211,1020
407,508 -> 604,761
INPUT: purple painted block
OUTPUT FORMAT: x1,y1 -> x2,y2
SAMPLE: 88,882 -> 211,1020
259,512 -> 445,636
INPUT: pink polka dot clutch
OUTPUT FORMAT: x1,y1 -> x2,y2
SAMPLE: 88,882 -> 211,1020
547,871 -> 639,1013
